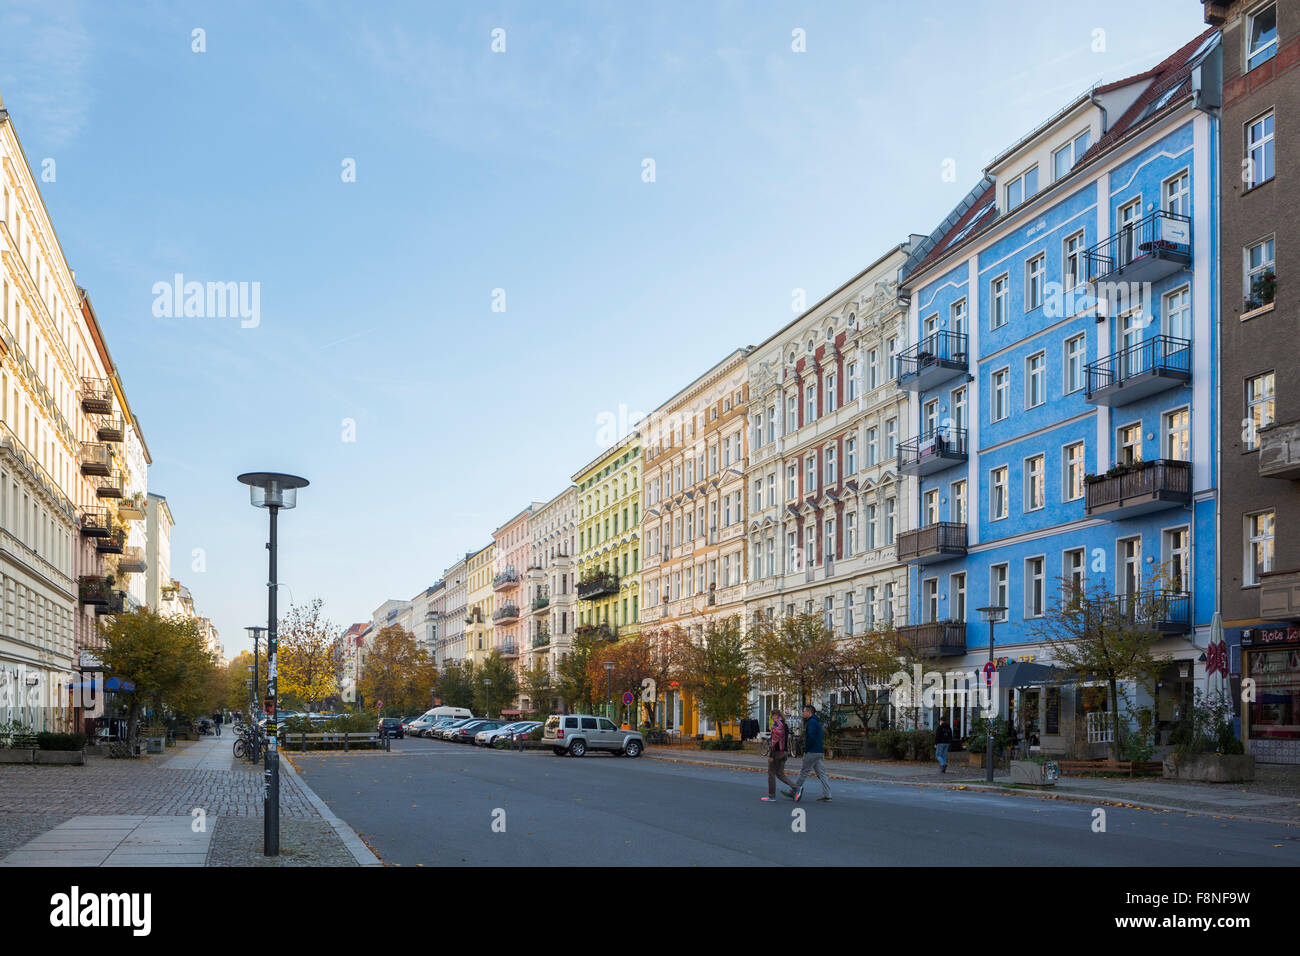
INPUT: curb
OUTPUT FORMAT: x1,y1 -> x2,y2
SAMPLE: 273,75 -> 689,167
281,753 -> 382,866
643,753 -> 1300,827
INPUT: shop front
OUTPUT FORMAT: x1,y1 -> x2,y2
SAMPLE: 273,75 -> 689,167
1241,625 -> 1300,764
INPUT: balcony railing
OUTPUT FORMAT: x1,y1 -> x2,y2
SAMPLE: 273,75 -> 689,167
80,378 -> 113,414
897,621 -> 967,657
118,547 -> 147,574
492,570 -> 520,591
898,428 -> 968,476
896,330 -> 969,392
577,571 -> 619,600
78,575 -> 112,606
80,509 -> 113,538
95,590 -> 127,616
498,641 -> 519,656
1084,459 -> 1191,519
896,522 -> 967,565
79,442 -> 113,477
1258,420 -> 1300,480
96,417 -> 125,443
1084,209 -> 1192,286
531,594 -> 550,612
95,474 -> 125,499
575,622 -> 616,641
492,603 -> 520,623
95,528 -> 126,554
532,630 -> 551,649
1113,590 -> 1191,633
1084,335 -> 1191,406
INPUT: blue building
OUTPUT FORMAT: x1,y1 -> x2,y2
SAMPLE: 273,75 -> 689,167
895,30 -> 1222,753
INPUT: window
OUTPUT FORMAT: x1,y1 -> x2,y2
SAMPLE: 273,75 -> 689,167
1024,454 -> 1045,511
867,427 -> 878,466
1163,286 -> 1191,340
1026,352 -> 1045,408
1064,442 -> 1085,501
923,578 -> 939,623
1245,511 -> 1275,586
1064,548 -> 1085,598
1118,423 -> 1142,465
1063,231 -> 1085,290
924,488 -> 940,525
825,445 -> 837,485
1246,236 -> 1276,306
991,368 -> 1010,422
865,587 -> 876,627
1064,334 -> 1085,394
951,298 -> 967,337
1164,407 -> 1190,460
951,479 -> 967,523
991,563 -> 1009,610
991,274 -> 1009,329
844,592 -> 854,635
767,474 -> 775,508
806,384 -> 818,422
805,530 -> 815,570
885,419 -> 898,459
1162,170 -> 1190,218
883,582 -> 895,623
1164,526 -> 1189,594
847,362 -> 859,401
1025,557 -> 1045,618
805,455 -> 817,494
991,466 -> 1008,520
1247,4 -> 1278,72
1005,166 -> 1038,210
845,511 -> 856,557
951,572 -> 966,621
825,519 -> 835,562
1246,111 -> 1275,188
787,393 -> 798,432
866,504 -> 877,550
867,349 -> 880,390
1026,253 -> 1046,310
846,436 -> 857,474
786,464 -> 797,500
1052,130 -> 1091,181
1246,372 -> 1275,450
753,480 -> 763,513
884,498 -> 896,544
825,372 -> 838,413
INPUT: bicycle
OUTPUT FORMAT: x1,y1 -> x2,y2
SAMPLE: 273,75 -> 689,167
233,726 -> 262,761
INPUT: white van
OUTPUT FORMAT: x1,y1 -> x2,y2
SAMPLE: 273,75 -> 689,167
409,706 -> 474,737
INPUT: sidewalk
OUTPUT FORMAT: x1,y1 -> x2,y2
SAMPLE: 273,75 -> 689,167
0,731 -> 379,866
644,747 -> 1300,824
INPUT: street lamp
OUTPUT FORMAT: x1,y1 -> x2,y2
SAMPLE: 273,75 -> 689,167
483,678 -> 492,719
977,605 -> 1007,784
604,660 -> 615,722
238,471 -> 308,857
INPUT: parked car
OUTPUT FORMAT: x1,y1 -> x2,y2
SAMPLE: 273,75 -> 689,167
446,719 -> 504,743
421,718 -> 459,738
378,717 -> 404,738
474,720 -> 537,746
433,718 -> 476,740
492,721 -> 541,746
542,714 -> 644,757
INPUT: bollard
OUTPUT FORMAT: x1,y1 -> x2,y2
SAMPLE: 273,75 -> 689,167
344,732 -> 349,753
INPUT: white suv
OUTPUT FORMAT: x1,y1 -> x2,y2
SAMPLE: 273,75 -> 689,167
543,714 -> 644,758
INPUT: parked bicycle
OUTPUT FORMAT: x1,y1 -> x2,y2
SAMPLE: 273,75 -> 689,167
233,725 -> 262,761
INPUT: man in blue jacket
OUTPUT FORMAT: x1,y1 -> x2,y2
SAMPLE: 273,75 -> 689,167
790,704 -> 831,802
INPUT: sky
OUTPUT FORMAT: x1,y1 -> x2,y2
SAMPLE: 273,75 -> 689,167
0,0 -> 1211,658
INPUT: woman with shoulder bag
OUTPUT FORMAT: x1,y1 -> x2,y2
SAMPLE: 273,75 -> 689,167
763,709 -> 799,802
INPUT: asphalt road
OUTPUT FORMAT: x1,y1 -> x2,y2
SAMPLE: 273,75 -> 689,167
291,738 -> 1300,867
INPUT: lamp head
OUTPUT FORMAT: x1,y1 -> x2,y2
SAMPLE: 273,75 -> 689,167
977,605 -> 1007,624
238,472 -> 309,510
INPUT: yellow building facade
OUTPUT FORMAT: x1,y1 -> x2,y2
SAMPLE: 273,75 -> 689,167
573,432 -> 641,643
463,541 -> 495,666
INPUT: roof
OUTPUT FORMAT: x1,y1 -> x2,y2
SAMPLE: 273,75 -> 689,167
902,27 -> 1219,288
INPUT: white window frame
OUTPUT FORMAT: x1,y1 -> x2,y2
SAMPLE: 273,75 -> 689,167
1246,110 -> 1275,189
991,466 -> 1008,521
1026,351 -> 1046,409
1245,510 -> 1275,586
991,274 -> 1009,329
1246,371 -> 1275,450
1246,3 -> 1279,72
1024,454 -> 1045,512
1063,441 -> 1085,502
1025,555 -> 1046,619
1064,334 -> 1086,394
991,367 -> 1010,422
1026,253 -> 1046,311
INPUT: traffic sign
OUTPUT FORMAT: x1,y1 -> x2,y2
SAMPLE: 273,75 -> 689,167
983,661 -> 996,686
621,691 -> 634,707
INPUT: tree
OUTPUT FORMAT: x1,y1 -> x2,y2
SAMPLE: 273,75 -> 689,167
357,624 -> 439,716
519,661 -> 555,718
746,611 -> 838,710
1028,575 -> 1171,760
825,623 -> 906,749
222,650 -> 268,715
277,599 -> 341,713
99,608 -> 213,739
674,615 -> 750,736
436,660 -> 476,710
555,629 -> 602,713
587,633 -> 680,724
473,652 -> 518,717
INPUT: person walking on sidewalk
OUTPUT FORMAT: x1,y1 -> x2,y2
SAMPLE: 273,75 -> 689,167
763,709 -> 799,802
212,711 -> 223,737
936,718 -> 953,773
790,704 -> 831,802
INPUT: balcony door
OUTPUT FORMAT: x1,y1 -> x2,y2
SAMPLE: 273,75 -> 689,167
1119,310 -> 1143,379
950,385 -> 967,436
1119,537 -> 1142,615
1118,198 -> 1142,268
1163,527 -> 1189,594
923,578 -> 938,623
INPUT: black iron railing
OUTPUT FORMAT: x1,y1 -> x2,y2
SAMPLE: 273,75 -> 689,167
1085,335 -> 1191,396
1083,209 -> 1192,283
896,330 -> 969,383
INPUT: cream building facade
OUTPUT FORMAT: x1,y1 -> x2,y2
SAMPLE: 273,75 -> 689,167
744,244 -> 914,723
525,485 -> 577,685
464,542 -> 495,666
144,492 -> 173,610
437,554 -> 469,667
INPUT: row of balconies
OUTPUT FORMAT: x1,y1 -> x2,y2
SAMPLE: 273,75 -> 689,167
492,569 -> 520,591
492,603 -> 520,624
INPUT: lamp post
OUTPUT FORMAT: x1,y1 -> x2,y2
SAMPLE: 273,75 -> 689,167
604,660 -> 615,722
483,678 -> 492,719
238,472 -> 308,857
977,604 -> 1007,784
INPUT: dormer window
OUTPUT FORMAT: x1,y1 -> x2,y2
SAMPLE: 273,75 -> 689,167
1248,3 -> 1278,72
1005,166 -> 1038,211
1052,130 -> 1091,181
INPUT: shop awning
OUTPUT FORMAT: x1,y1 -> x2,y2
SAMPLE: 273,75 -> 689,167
998,662 -> 1084,687
69,677 -> 134,692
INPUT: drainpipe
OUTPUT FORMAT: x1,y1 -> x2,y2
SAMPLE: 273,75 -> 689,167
1088,87 -> 1108,135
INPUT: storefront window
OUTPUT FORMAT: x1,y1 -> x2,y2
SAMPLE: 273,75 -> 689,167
1247,648 -> 1300,740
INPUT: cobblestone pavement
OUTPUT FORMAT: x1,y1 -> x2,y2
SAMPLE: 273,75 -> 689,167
205,817 -> 357,867
0,812 -> 75,860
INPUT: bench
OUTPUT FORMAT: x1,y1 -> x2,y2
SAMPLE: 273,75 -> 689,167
1056,759 -> 1163,778
280,732 -> 387,752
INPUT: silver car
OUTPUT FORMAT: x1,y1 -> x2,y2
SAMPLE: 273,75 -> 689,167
542,714 -> 643,758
